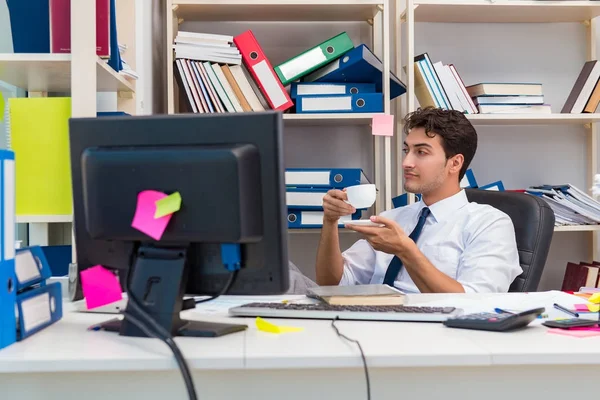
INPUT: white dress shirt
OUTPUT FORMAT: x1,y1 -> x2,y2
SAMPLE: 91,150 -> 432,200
339,189 -> 522,293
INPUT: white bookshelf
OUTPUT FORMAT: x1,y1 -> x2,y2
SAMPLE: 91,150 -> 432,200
167,0 -> 396,221
173,0 -> 382,22
283,113 -> 383,126
398,0 -> 600,262
0,54 -> 135,93
555,225 -> 600,232
0,0 -> 137,258
407,0 -> 600,24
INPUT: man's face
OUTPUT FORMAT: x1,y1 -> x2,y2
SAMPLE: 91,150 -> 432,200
402,127 -> 453,195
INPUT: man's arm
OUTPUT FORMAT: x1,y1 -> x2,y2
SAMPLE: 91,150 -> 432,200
315,220 -> 345,285
396,241 -> 465,293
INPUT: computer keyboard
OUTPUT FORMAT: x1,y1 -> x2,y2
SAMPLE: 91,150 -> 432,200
228,302 -> 463,322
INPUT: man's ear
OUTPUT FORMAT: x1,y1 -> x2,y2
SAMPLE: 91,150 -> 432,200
449,154 -> 464,175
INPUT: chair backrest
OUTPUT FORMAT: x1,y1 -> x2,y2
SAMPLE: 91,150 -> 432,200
464,189 -> 555,292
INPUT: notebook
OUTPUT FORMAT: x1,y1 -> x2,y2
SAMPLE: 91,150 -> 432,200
307,284 -> 406,306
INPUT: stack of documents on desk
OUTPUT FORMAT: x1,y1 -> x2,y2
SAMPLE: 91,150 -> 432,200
525,184 -> 600,227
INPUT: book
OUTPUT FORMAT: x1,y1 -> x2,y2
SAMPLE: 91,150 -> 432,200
306,284 -> 405,306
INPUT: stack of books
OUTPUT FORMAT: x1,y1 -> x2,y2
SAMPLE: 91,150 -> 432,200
285,168 -> 369,229
413,52 -> 550,114
561,59 -> 600,114
525,184 -> 600,227
466,82 -> 550,114
173,29 -> 407,115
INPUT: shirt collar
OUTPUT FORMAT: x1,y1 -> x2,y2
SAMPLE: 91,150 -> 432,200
416,189 -> 468,223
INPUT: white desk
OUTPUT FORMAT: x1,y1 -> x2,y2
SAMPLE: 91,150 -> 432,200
1,291 -> 600,400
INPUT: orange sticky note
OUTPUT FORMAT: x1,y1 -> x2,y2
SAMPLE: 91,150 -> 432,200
372,114 -> 394,136
80,265 -> 123,310
131,190 -> 172,240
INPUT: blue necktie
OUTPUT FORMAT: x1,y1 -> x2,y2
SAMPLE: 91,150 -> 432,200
382,207 -> 431,286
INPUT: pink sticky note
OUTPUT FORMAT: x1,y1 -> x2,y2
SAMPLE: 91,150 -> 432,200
548,328 -> 600,338
372,114 -> 395,137
131,190 -> 172,240
80,265 -> 123,310
574,304 -> 590,312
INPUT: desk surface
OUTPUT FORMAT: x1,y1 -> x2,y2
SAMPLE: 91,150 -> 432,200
1,291 -> 599,374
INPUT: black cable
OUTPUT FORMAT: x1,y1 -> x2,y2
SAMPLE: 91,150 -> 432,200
123,262 -> 198,400
331,318 -> 371,400
195,270 -> 239,305
121,309 -> 197,400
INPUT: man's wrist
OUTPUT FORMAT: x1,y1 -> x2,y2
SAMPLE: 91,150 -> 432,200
395,237 -> 417,259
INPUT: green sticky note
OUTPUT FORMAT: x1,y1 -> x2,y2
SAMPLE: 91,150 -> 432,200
154,191 -> 182,218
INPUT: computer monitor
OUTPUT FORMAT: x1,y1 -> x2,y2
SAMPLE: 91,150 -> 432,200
69,112 -> 289,338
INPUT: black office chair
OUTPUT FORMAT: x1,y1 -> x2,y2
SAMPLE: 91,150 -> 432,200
464,189 -> 555,292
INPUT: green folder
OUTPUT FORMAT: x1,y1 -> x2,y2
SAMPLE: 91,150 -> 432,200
274,32 -> 354,86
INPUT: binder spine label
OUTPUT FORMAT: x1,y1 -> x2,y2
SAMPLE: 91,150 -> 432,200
254,60 -> 288,109
21,291 -> 51,333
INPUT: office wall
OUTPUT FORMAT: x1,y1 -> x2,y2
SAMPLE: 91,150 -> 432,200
137,4 -> 600,291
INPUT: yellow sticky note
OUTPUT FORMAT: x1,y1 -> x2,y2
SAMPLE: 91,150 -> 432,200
588,303 -> 600,312
255,317 -> 303,334
589,293 -> 600,304
0,93 -> 4,115
155,191 -> 182,218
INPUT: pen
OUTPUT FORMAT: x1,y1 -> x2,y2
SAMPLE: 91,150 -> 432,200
553,303 -> 579,317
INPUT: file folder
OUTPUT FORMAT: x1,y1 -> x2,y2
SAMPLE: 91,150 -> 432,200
479,181 -> 505,191
275,32 -> 354,86
295,93 -> 383,114
285,168 -> 369,188
0,149 -> 15,351
304,44 -> 406,99
0,258 -> 16,350
460,169 -> 477,189
286,188 -> 328,210
233,30 -> 294,112
287,209 -> 361,229
15,246 -> 51,292
290,82 -> 375,99
16,282 -> 62,340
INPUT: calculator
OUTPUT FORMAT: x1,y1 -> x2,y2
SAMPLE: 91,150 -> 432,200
443,307 -> 545,332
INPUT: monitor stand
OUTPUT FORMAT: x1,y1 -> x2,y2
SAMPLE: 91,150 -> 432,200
96,245 -> 248,338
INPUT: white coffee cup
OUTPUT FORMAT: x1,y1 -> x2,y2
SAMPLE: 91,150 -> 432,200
345,184 -> 377,209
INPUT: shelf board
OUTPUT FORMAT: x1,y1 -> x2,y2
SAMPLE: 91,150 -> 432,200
408,1 -> 600,23
173,0 -> 383,21
283,113 -> 380,126
16,215 -> 73,224
554,225 -> 600,232
465,113 -> 600,126
0,54 -> 135,93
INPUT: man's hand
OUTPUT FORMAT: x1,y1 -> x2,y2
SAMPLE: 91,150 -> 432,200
345,215 -> 413,256
322,189 -> 356,223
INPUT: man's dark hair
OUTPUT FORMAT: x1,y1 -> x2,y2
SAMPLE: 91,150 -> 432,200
402,107 -> 477,181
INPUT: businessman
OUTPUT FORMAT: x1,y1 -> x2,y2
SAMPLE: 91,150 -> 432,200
315,107 -> 522,293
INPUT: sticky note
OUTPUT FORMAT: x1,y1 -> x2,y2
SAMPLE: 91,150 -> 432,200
588,303 -> 600,312
548,328 -> 600,338
0,93 -> 4,115
155,191 -> 182,218
589,293 -> 600,304
80,265 -> 123,310
255,317 -> 303,334
574,303 -> 590,312
131,190 -> 172,240
372,114 -> 394,137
